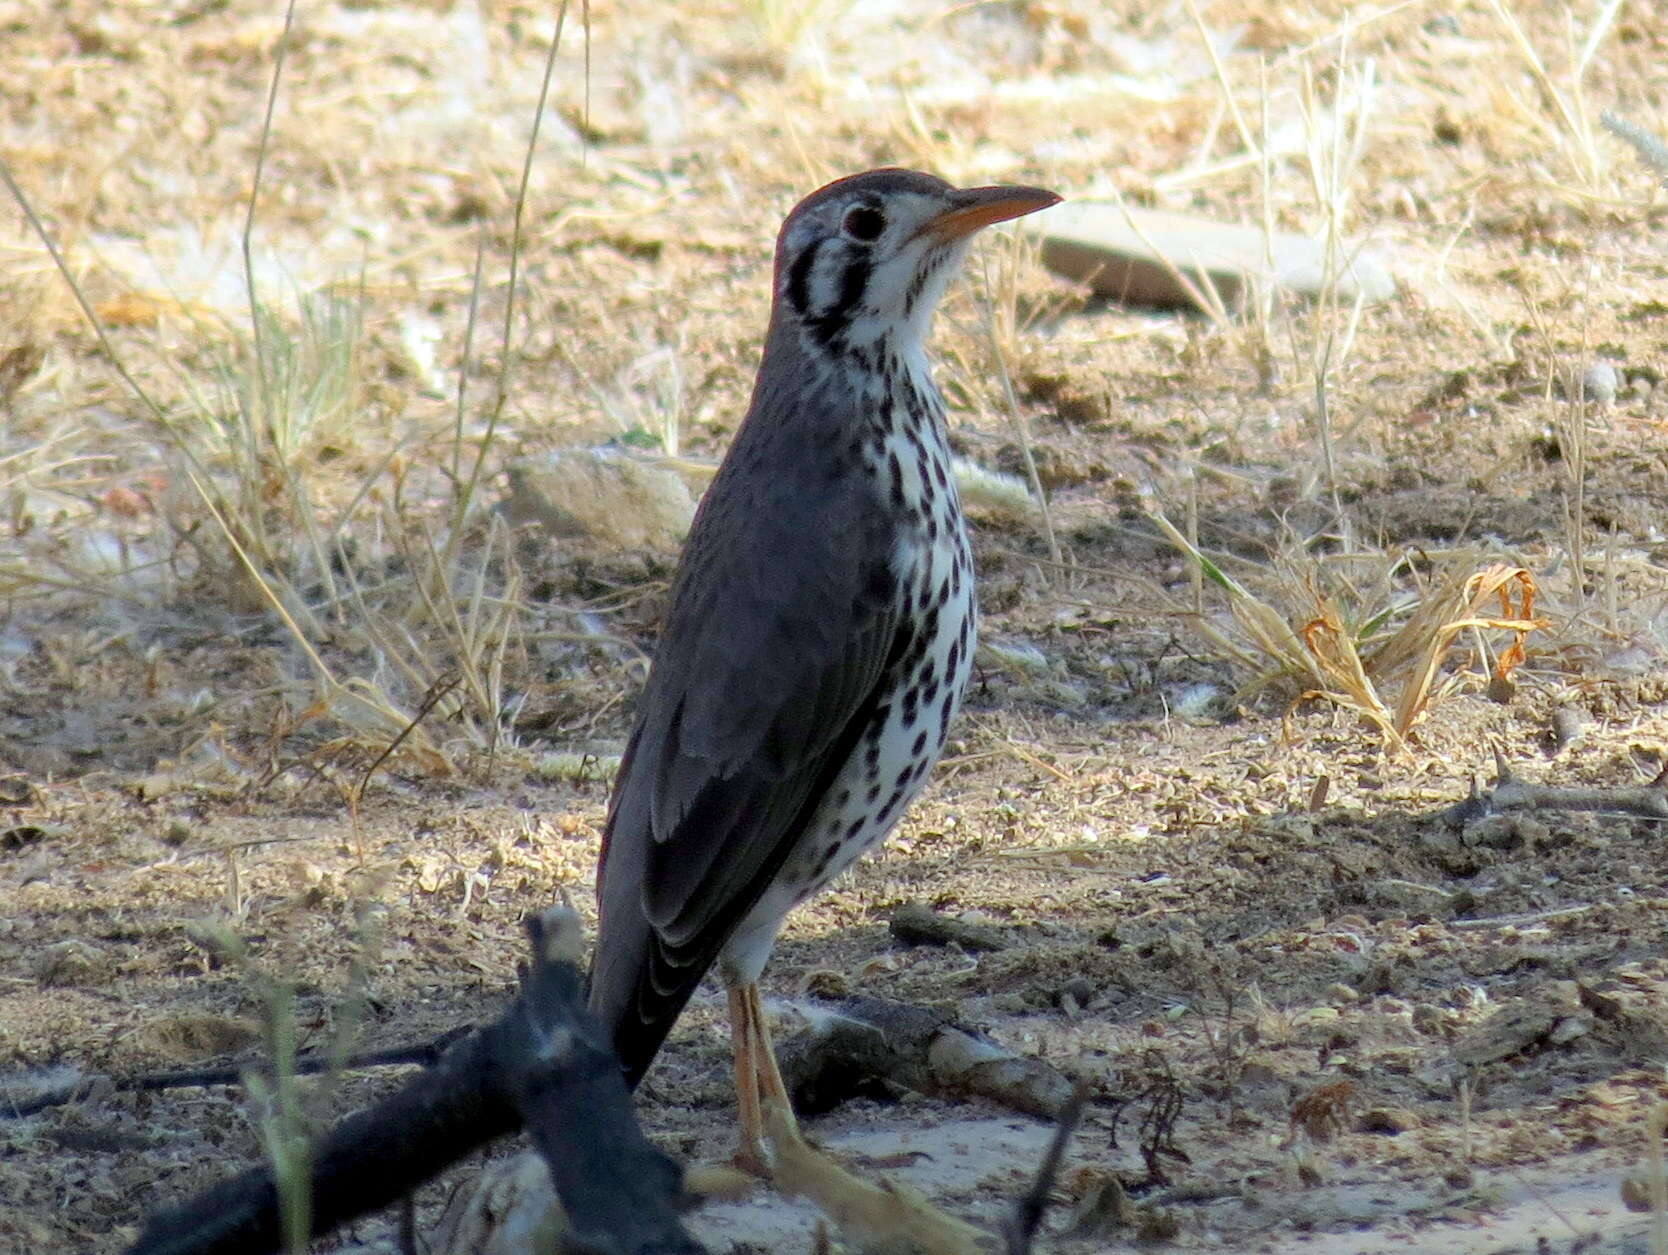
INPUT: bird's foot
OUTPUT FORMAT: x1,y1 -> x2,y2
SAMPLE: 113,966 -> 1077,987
685,1161 -> 762,1201
730,1141 -> 774,1180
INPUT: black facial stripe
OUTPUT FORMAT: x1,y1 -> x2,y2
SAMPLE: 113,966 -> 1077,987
903,247 -> 948,319
806,254 -> 872,345
786,237 -> 821,317
834,258 -> 869,316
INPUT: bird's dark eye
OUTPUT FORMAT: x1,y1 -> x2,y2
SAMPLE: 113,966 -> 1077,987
841,205 -> 886,242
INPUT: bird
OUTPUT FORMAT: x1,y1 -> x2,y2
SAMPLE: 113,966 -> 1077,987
588,168 -> 1060,1170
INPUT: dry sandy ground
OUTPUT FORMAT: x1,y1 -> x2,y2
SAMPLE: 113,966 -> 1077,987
3,0 -> 1668,1251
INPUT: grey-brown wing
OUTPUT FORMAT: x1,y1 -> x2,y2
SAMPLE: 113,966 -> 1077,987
589,435 -> 907,1084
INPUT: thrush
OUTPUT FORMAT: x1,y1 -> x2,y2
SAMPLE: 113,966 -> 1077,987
588,168 -> 1060,1169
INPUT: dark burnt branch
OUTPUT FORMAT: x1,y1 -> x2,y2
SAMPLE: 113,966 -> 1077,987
127,1001 -> 522,1254
1443,751 -> 1668,829
497,911 -> 704,1255
128,908 -> 702,1255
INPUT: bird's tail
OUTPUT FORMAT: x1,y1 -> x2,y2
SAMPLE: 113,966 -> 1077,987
587,817 -> 717,1089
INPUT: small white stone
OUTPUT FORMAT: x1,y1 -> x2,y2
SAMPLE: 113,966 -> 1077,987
1172,682 -> 1220,718
1578,360 -> 1619,405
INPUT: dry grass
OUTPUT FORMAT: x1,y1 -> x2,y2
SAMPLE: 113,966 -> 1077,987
1,0 -> 1660,761
1147,510 -> 1545,749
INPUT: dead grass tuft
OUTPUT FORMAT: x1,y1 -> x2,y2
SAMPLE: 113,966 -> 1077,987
1150,510 -> 1545,749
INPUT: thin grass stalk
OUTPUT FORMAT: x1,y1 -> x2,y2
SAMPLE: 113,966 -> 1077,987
183,465 -> 336,680
1650,1102 -> 1666,1255
241,0 -> 299,432
449,226 -> 490,525
0,162 -> 170,431
1563,375 -> 1590,615
1115,192 -> 1231,323
447,0 -> 571,573
1252,57 -> 1278,390
976,254 -> 1060,567
1182,0 -> 1258,159
1486,0 -> 1622,189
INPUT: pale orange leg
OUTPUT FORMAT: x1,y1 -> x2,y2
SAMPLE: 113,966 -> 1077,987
727,982 -> 801,1176
746,983 -> 794,1111
729,985 -> 768,1176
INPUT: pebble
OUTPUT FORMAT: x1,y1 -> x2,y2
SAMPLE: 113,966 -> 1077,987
1443,1165 -> 1475,1190
1578,360 -> 1619,405
1544,705 -> 1589,754
1621,1175 -> 1655,1212
1026,203 -> 1396,309
500,447 -> 695,553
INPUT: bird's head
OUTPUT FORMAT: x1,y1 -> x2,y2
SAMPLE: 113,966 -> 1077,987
770,168 -> 1059,355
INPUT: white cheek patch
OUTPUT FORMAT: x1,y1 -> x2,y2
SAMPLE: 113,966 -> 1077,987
811,244 -> 849,318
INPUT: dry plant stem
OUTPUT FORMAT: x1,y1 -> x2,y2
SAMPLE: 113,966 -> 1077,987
1649,1102 -> 1666,1255
1457,1075 -> 1473,1165
0,160 -> 169,429
241,0 -> 298,411
1004,1084 -> 1089,1255
449,227 -> 490,504
1448,905 -> 1592,930
1181,0 -> 1257,158
962,715 -> 1074,783
350,674 -> 461,809
1300,58 -> 1343,520
977,258 -> 1060,566
1485,0 -> 1622,191
1562,389 -> 1590,611
1151,504 -> 1542,748
181,469 -> 337,689
1146,510 -> 1400,739
580,0 -> 592,147
1381,564 -> 1540,738
1250,61 -> 1278,390
446,0 -> 571,573
1311,354 -> 1343,526
1115,192 -> 1231,321
5,134 -> 411,737
1295,42 -> 1376,522
1185,475 -> 1204,618
409,517 -> 521,732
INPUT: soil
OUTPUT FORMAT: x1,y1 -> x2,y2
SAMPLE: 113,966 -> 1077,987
3,1 -> 1668,1252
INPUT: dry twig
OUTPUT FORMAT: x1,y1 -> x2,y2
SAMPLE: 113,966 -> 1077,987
1004,1084 -> 1089,1255
778,996 -> 1075,1121
1443,748 -> 1668,828
126,908 -> 702,1255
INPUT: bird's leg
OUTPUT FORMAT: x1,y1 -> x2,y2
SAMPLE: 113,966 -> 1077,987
747,983 -> 795,1113
728,981 -> 802,1177
729,983 -> 770,1177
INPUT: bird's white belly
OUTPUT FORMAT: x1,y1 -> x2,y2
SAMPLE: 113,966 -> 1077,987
719,526 -> 974,986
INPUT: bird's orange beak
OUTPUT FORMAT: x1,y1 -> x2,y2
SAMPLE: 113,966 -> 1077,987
918,184 -> 1061,242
